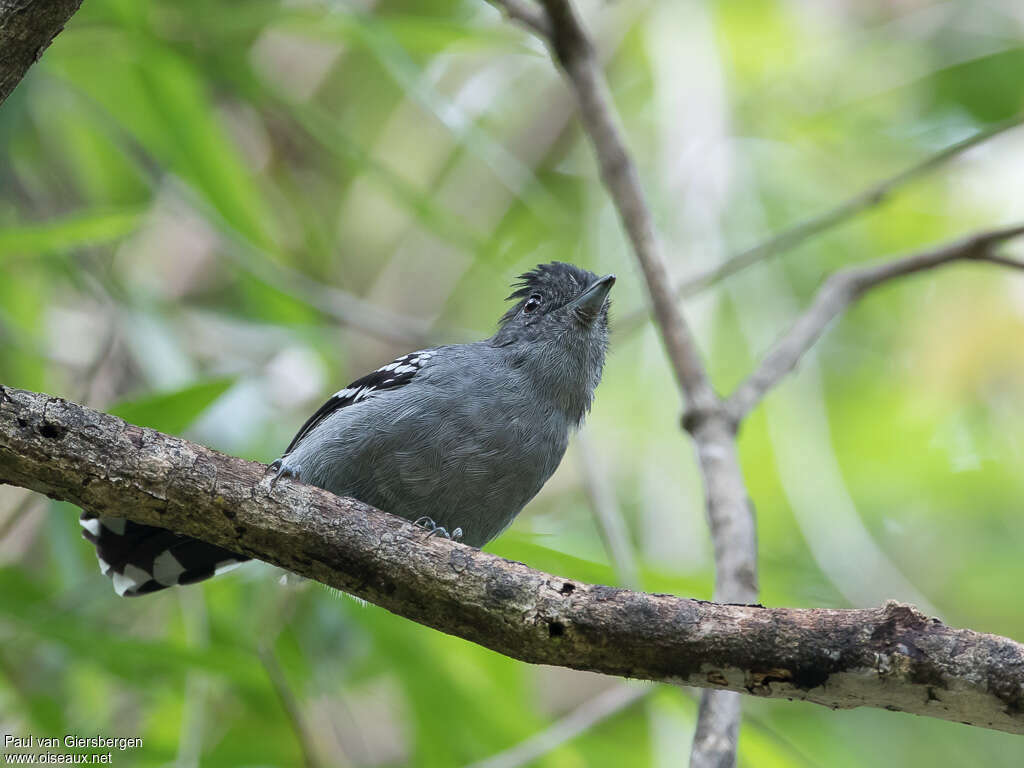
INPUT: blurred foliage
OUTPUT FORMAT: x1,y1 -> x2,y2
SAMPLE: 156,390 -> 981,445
2,0 -> 1024,765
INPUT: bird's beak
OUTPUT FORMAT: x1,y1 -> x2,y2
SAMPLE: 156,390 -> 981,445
570,274 -> 616,320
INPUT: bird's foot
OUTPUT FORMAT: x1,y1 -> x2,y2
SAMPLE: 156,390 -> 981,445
413,517 -> 463,542
267,459 -> 302,490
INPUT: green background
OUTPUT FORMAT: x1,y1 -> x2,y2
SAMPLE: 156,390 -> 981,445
2,0 -> 1024,765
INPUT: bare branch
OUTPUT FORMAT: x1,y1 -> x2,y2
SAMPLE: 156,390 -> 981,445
466,684 -> 652,768
0,490 -> 40,542
519,3 -> 751,762
977,253 -> 1024,271
222,244 -> 467,348
690,691 -> 741,768
259,645 -> 324,768
2,386 -> 1024,733
576,430 -> 640,589
686,420 -> 757,768
727,224 -> 1024,422
170,181 -> 473,349
0,0 -> 83,106
683,116 -> 1024,294
535,0 -> 718,415
506,0 -> 759,600
615,114 -> 1024,336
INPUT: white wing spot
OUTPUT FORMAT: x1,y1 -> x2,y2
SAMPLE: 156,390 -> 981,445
214,559 -> 244,576
112,564 -> 152,597
153,551 -> 186,586
80,518 -> 101,536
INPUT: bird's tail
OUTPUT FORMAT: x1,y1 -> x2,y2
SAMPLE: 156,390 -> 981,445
79,513 -> 249,597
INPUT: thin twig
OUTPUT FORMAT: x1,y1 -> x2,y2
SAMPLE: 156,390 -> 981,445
683,115 -> 1024,295
978,253 -> 1024,270
0,492 -> 39,543
503,4 -> 752,765
259,644 -> 323,768
690,692 -> 742,768
169,180 -> 474,348
517,0 -> 757,601
76,314 -> 119,407
576,430 -> 640,589
466,684 -> 653,768
727,224 -> 1024,422
67,104 -> 465,351
537,0 -> 718,415
615,113 -> 1024,336
176,589 -> 211,768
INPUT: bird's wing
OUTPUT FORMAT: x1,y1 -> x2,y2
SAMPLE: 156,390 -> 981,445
283,348 -> 437,455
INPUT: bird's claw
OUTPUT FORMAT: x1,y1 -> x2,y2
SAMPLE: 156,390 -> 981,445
267,459 -> 301,491
428,526 -> 463,542
413,517 -> 463,542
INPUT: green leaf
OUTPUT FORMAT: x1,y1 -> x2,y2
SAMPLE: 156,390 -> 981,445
0,208 -> 144,259
109,377 -> 235,435
272,10 -> 529,55
0,570 -> 264,691
46,32 -> 276,249
928,48 -> 1024,123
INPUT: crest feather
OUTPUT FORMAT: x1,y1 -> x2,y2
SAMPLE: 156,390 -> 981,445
500,262 -> 599,325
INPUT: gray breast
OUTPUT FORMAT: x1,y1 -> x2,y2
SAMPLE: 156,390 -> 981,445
288,351 -> 570,547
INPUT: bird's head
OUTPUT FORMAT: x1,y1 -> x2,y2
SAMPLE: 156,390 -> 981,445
492,262 -> 614,421
494,262 -> 614,346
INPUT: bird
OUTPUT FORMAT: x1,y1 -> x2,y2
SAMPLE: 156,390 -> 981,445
81,262 -> 615,597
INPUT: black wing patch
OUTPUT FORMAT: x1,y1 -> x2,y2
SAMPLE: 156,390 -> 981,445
283,349 -> 437,455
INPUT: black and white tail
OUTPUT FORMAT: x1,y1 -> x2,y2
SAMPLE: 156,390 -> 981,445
79,514 -> 249,597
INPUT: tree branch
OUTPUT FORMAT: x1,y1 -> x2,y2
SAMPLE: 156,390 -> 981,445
259,645 -> 323,768
576,430 -> 640,589
534,0 -> 718,416
168,179 -> 471,350
614,113 -> 1024,336
505,3 -> 754,763
727,224 -> 1024,422
690,690 -> 742,768
0,0 -> 83,106
8,0 -> 1022,756
467,684 -> 653,768
2,386 -> 1024,734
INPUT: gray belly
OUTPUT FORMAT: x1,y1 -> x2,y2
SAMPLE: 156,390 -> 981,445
288,386 -> 569,547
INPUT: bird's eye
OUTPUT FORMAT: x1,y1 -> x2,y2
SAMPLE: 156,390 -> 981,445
523,295 -> 542,313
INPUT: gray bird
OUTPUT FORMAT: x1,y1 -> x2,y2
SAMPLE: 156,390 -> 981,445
81,262 -> 614,596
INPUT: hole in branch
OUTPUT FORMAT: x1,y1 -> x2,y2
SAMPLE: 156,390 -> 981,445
39,423 -> 67,440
